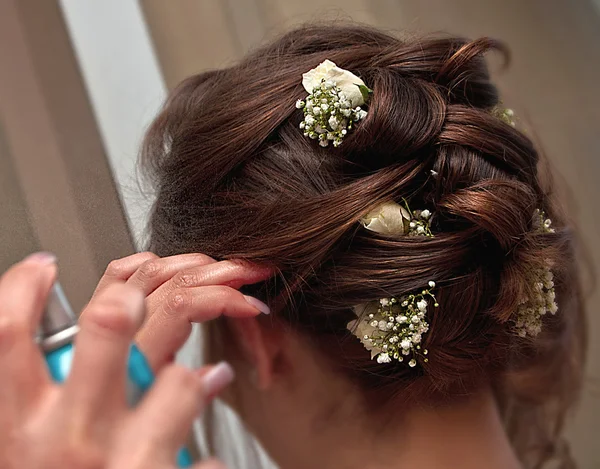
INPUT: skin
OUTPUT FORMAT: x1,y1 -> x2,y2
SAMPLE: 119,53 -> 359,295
0,252 -> 270,469
221,304 -> 525,469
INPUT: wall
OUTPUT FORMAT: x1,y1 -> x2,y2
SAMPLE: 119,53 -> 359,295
0,0 -> 134,309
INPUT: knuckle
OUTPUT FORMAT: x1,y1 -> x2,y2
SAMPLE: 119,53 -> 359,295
104,258 -> 129,279
137,260 -> 162,280
165,289 -> 193,315
172,270 -> 199,288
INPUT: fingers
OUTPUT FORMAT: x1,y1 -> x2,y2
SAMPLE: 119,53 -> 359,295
137,286 -> 268,370
165,260 -> 273,292
125,253 -> 216,295
94,252 -> 158,296
0,253 -> 57,405
133,362 -> 234,454
65,283 -> 145,417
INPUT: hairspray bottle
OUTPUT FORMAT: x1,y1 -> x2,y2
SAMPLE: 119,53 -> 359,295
40,283 -> 193,467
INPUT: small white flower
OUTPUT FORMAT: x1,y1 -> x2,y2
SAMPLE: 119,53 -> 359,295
416,225 -> 425,234
417,299 -> 428,312
400,339 -> 411,350
360,202 -> 411,236
302,60 -> 367,107
408,359 -> 417,367
396,315 -> 407,323
380,298 -> 390,306
305,115 -> 315,126
421,209 -> 431,219
378,320 -> 388,331
328,115 -> 339,130
428,281 -> 436,288
296,99 -> 305,109
377,353 -> 392,364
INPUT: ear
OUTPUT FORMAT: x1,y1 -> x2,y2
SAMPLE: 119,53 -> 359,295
226,317 -> 283,390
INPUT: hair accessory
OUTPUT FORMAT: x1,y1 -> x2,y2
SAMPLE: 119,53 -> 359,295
348,282 -> 438,366
492,106 -> 516,127
296,60 -> 371,147
360,201 -> 433,237
514,209 -> 558,337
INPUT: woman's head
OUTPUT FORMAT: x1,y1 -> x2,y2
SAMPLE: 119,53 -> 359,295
141,24 -> 585,468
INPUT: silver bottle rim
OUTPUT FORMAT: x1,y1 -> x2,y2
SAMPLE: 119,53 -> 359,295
40,324 -> 80,352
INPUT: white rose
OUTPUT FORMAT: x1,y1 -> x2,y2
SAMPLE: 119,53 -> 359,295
349,303 -> 385,359
302,59 -> 367,107
360,202 -> 411,236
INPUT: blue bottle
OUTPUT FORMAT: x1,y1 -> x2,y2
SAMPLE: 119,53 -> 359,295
41,283 -> 193,467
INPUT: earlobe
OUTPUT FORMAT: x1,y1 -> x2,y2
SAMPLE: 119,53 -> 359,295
226,317 -> 279,390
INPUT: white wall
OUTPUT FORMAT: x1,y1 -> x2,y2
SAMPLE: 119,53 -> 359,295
59,0 -> 167,247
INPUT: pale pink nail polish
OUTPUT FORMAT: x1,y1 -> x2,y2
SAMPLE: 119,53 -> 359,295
23,252 -> 56,265
243,295 -> 270,315
201,361 -> 235,396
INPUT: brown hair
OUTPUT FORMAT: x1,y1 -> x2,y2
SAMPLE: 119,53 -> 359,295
141,24 -> 586,468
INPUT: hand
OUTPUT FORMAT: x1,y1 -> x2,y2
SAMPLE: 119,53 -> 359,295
93,252 -> 272,371
0,253 -> 228,469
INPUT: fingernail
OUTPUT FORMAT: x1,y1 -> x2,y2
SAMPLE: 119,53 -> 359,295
201,361 -> 235,397
243,295 -> 270,315
23,252 -> 56,265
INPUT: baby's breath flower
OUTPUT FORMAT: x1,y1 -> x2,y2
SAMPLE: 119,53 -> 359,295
513,210 -> 559,338
347,282 -> 439,367
297,60 -> 371,148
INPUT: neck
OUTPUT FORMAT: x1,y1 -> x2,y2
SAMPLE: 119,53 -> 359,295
278,388 -> 522,469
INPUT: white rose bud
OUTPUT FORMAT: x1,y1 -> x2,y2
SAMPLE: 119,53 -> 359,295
360,201 -> 411,236
302,59 -> 367,107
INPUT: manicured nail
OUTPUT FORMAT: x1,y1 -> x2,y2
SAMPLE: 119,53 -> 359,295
201,361 -> 235,396
23,252 -> 56,265
243,295 -> 270,315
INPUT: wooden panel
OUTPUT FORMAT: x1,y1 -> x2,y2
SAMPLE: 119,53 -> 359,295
258,0 -> 376,31
0,0 -> 134,309
141,0 -> 243,88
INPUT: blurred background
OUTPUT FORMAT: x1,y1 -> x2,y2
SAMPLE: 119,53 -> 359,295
0,0 -> 598,466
